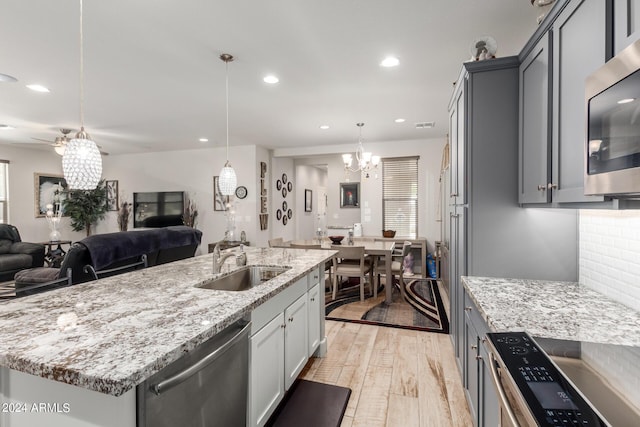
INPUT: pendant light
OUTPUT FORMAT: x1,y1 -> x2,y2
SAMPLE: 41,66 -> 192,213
218,53 -> 237,196
342,123 -> 380,179
62,0 -> 102,190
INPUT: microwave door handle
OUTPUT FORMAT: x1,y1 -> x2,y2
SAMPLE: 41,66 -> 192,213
150,321 -> 251,396
488,351 -> 521,427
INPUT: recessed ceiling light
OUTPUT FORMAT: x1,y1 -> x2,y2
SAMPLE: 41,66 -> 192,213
263,75 -> 279,84
618,98 -> 635,104
319,125 -> 330,130
395,118 -> 406,123
0,124 -> 15,130
0,73 -> 18,83
199,138 -> 209,142
26,84 -> 50,93
380,56 -> 400,67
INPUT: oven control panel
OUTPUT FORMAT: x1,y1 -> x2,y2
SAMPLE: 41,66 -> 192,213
487,332 -> 608,427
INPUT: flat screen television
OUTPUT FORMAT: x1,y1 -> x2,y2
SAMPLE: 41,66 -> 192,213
133,191 -> 184,228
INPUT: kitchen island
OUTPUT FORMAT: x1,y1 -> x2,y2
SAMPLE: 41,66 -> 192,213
0,247 -> 334,427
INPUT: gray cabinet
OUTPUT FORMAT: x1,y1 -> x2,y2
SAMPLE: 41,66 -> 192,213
519,32 -> 551,204
614,0 -> 640,54
519,0 -> 609,205
463,289 -> 499,427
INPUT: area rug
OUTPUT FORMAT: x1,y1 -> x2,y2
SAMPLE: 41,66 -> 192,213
266,379 -> 351,427
0,281 -> 15,299
325,278 -> 449,334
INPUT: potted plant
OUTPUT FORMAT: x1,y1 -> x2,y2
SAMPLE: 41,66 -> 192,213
63,179 -> 108,236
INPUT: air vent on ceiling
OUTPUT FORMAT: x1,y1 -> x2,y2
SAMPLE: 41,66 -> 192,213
415,122 -> 435,129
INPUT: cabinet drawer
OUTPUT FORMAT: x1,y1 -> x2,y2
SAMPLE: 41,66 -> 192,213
464,290 -> 490,339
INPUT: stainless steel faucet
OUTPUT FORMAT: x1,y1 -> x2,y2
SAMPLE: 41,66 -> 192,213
213,243 -> 237,273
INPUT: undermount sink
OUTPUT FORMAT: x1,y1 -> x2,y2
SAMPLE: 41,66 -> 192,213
196,265 -> 291,292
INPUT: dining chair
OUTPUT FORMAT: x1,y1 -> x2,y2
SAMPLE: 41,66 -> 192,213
289,243 -> 321,249
373,240 -> 412,300
268,237 -> 284,247
331,245 -> 373,302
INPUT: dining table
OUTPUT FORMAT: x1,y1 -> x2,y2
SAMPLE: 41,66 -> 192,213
286,238 -> 396,304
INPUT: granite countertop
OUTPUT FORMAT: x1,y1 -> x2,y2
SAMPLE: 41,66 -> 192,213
462,276 -> 640,347
0,247 -> 334,397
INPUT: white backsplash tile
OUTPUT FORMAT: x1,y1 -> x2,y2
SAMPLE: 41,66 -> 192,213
579,210 -> 640,312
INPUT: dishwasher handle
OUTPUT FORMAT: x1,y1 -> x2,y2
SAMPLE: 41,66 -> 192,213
151,321 -> 251,396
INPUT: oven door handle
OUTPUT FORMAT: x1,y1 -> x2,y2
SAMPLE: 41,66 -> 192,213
150,321 -> 251,396
488,350 -> 520,427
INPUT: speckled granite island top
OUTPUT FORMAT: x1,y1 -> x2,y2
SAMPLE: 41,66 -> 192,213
0,247 -> 334,397
462,276 -> 640,347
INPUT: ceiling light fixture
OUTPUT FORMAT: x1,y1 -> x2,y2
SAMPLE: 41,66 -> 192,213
263,75 -> 279,84
199,138 -> 209,142
395,118 -> 405,123
319,125 -> 330,130
62,0 -> 102,190
218,53 -> 237,196
26,84 -> 50,93
342,123 -> 380,180
618,98 -> 635,104
380,56 -> 400,67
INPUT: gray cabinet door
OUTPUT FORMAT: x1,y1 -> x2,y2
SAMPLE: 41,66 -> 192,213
614,0 -> 640,54
551,0 -> 607,203
519,32 -> 551,204
464,310 -> 479,425
449,78 -> 466,206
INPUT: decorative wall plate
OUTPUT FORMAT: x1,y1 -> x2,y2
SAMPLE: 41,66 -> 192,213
282,173 -> 288,184
276,179 -> 282,190
283,215 -> 288,225
282,201 -> 288,211
287,181 -> 292,192
282,187 -> 287,198
287,209 -> 292,219
276,209 -> 282,220
235,186 -> 247,199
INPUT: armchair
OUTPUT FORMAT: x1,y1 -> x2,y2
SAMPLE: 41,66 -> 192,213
0,224 -> 45,282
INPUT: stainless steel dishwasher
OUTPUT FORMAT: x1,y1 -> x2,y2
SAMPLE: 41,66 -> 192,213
137,320 -> 250,427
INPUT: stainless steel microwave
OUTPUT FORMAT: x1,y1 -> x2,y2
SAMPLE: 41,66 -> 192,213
585,39 -> 640,196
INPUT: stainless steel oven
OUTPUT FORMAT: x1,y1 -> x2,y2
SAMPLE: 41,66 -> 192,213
485,332 -> 611,426
585,39 -> 640,196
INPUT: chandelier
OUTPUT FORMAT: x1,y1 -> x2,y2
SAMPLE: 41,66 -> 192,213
218,53 -> 237,196
62,0 -> 102,190
342,123 -> 380,179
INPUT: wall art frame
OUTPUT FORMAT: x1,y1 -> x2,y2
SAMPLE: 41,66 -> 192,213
340,182 -> 360,208
34,173 -> 68,217
304,189 -> 312,212
106,180 -> 119,211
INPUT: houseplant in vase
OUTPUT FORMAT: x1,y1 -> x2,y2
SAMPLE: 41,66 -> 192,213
63,179 -> 108,236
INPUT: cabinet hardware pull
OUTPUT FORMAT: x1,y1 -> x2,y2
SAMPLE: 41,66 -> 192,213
450,192 -> 459,197
475,355 -> 483,361
547,183 -> 558,190
310,298 -> 315,302
471,345 -> 478,350
289,317 -> 294,322
481,337 -> 487,343
537,185 -> 546,191
464,306 -> 472,311
281,324 -> 286,329
451,213 -> 460,218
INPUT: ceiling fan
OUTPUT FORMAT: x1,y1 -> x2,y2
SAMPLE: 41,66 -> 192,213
31,128 -> 109,156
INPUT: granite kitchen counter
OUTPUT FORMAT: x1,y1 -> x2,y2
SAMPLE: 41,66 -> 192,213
0,247 -> 334,396
462,276 -> 640,347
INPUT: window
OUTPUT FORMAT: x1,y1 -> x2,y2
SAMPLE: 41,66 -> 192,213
382,156 -> 419,238
0,160 -> 8,223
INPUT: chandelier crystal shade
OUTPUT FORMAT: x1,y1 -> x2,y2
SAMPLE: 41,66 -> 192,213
62,0 -> 102,190
218,53 -> 237,196
343,123 -> 380,179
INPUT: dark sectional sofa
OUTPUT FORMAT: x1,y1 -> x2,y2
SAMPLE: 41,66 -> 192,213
0,224 -> 45,282
13,226 -> 202,293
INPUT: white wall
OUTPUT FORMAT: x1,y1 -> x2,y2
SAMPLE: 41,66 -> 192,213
294,164 -> 328,240
0,145 -> 86,243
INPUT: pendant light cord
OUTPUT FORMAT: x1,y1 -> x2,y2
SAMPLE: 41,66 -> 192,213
225,59 -> 229,162
79,0 -> 85,129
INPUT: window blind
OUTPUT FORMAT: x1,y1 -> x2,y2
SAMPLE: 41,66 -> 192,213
0,160 -> 8,223
382,156 -> 418,238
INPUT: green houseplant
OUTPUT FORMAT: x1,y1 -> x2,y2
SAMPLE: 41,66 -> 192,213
63,179 -> 108,236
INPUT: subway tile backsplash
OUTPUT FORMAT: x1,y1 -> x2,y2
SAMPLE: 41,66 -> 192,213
579,210 -> 640,312
579,209 -> 640,412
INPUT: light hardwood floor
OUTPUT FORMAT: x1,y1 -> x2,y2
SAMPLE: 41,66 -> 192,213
300,320 -> 473,427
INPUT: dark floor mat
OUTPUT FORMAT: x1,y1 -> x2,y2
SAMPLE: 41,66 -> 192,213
266,379 -> 351,427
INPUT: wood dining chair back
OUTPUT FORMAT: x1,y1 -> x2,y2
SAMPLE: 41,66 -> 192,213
374,240 -> 412,300
268,237 -> 284,247
331,245 -> 373,301
289,243 -> 322,249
